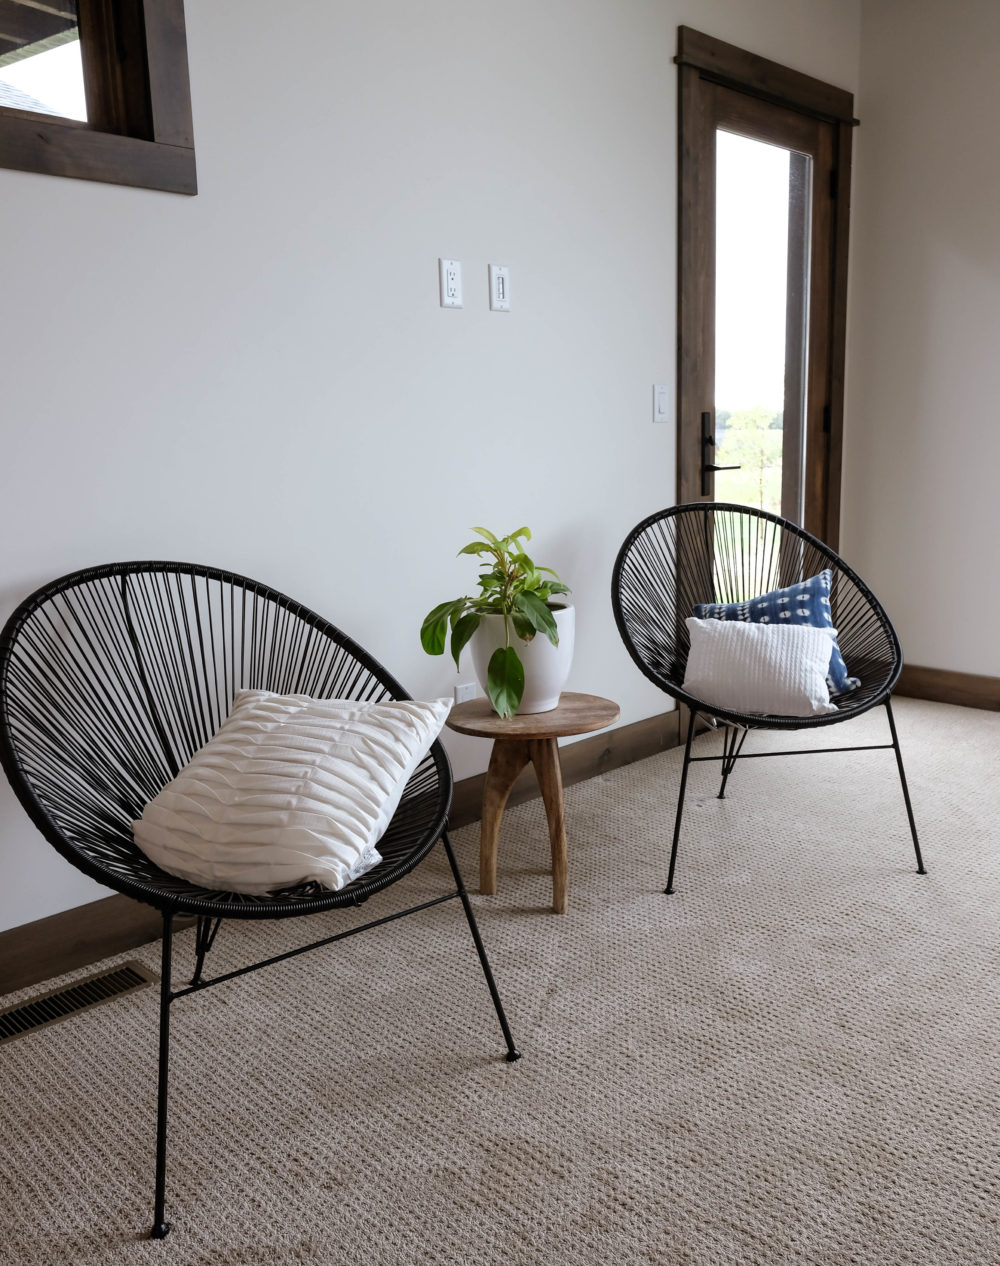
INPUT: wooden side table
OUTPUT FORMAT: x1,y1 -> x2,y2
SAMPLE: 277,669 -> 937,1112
447,692 -> 620,913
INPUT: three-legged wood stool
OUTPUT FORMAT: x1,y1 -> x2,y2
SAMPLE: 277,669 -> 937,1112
447,692 -> 619,913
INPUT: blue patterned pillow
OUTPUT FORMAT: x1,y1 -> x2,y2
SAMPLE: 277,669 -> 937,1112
693,569 -> 860,697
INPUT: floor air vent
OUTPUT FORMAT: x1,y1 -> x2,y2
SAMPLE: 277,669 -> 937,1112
0,961 -> 157,1044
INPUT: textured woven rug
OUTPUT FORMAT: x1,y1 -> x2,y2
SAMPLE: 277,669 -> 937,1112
1,697 -> 998,1265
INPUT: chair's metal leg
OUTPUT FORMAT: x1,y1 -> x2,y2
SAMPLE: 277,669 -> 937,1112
718,725 -> 748,799
885,697 -> 926,874
191,915 -> 222,986
150,911 -> 174,1239
441,831 -> 521,1063
666,709 -> 697,894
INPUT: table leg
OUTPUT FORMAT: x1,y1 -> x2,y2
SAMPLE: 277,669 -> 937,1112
481,738 -> 531,896
529,737 -> 567,914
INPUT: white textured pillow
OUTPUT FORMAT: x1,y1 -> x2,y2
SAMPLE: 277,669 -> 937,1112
132,691 -> 451,895
683,618 -> 838,717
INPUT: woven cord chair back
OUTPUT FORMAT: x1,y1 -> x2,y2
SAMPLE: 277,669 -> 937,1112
0,562 -> 450,914
612,503 -> 902,728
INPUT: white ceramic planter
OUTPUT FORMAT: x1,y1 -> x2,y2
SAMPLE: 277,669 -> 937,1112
470,605 -> 575,714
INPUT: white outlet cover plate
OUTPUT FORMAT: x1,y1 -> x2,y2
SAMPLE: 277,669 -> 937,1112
439,258 -> 463,308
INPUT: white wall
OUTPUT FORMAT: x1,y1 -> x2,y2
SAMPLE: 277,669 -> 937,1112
843,0 -> 1000,676
0,0 -> 860,933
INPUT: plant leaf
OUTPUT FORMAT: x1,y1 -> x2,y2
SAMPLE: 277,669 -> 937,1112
473,526 -> 500,545
487,646 -> 524,718
420,600 -> 462,655
545,581 -> 571,595
450,612 -> 481,669
511,610 -> 534,641
514,590 -> 559,646
458,541 -> 493,556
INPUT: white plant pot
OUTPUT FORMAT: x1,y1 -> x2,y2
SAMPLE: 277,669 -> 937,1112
470,605 -> 575,714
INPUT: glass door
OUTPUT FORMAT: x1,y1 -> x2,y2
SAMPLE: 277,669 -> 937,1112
676,29 -> 852,548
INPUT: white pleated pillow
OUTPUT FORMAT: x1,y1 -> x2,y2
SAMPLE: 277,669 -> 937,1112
683,618 -> 838,717
132,690 -> 452,895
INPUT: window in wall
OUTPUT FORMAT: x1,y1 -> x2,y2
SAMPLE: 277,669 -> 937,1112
0,0 -> 195,194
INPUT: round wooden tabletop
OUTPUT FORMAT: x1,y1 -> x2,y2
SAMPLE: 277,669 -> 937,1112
446,691 -> 620,740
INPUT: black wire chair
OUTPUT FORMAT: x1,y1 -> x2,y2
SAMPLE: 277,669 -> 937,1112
0,561 -> 520,1240
611,503 -> 925,893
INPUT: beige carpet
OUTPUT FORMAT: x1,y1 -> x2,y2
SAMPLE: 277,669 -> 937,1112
1,697 -> 998,1265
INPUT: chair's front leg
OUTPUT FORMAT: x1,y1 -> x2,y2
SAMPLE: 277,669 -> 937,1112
150,911 -> 174,1240
441,831 -> 521,1063
885,697 -> 926,874
666,709 -> 697,894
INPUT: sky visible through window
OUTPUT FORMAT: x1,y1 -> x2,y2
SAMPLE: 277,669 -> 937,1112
714,130 -> 795,516
715,129 -> 790,415
0,40 -> 87,121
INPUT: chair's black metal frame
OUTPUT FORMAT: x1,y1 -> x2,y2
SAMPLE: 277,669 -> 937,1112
611,503 -> 925,893
0,561 -> 520,1240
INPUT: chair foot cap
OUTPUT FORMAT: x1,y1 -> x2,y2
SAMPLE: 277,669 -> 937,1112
917,867 -> 928,875
505,1049 -> 522,1063
150,1222 -> 171,1240
664,886 -> 675,895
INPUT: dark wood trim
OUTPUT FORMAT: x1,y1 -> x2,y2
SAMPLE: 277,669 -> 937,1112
676,60 -> 715,506
0,895 -> 193,997
824,120 -> 854,549
0,710 -> 682,995
142,0 -> 194,147
0,0 -> 195,194
0,112 -> 196,191
676,25 -> 856,124
895,665 -> 1000,712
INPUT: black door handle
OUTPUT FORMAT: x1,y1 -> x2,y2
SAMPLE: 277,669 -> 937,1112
701,410 -> 740,496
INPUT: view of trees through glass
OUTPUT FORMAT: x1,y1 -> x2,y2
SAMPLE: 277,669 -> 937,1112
714,406 -> 784,516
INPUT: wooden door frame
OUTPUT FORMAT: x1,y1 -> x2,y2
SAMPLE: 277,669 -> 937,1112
675,26 -> 856,547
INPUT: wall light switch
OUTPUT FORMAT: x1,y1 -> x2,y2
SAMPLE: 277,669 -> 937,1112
489,264 -> 510,311
439,258 -> 463,308
653,384 -> 671,423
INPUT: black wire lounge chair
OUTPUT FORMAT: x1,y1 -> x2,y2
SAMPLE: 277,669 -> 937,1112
611,503 -> 925,893
0,561 -> 520,1239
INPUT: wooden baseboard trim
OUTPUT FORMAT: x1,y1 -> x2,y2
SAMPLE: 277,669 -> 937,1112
0,895 -> 194,998
0,709 -> 680,996
895,664 -> 1000,712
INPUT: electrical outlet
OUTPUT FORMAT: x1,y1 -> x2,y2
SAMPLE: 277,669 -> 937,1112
488,264 -> 510,311
454,682 -> 480,705
439,258 -> 463,308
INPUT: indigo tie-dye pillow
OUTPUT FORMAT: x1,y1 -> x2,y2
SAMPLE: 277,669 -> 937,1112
692,568 -> 860,697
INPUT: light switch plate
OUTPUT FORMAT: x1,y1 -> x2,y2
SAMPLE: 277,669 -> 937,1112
489,264 -> 510,311
653,384 -> 671,423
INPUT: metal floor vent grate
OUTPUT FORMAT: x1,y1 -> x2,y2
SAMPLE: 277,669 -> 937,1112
0,961 -> 158,1044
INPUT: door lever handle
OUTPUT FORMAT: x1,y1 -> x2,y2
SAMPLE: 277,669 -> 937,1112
700,411 -> 741,496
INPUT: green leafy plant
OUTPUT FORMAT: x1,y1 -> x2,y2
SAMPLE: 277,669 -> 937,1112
421,526 -> 571,718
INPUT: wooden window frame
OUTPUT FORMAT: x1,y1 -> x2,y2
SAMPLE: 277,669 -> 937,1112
0,0 -> 195,194
676,27 -> 855,546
